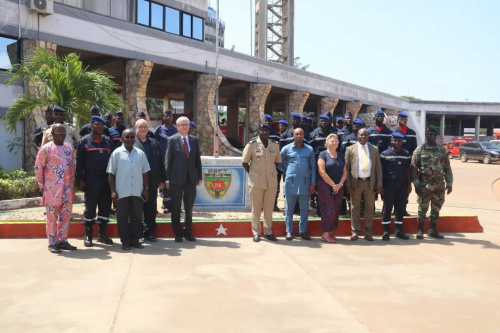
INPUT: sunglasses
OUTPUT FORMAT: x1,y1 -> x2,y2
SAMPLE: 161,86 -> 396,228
124,135 -> 135,139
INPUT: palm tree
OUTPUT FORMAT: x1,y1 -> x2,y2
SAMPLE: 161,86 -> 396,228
4,48 -> 124,133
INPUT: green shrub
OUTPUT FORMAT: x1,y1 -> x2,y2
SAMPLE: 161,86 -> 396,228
0,177 -> 40,200
0,169 -> 35,181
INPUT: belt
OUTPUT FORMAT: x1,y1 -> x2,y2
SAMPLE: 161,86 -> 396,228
385,180 -> 407,186
358,177 -> 370,181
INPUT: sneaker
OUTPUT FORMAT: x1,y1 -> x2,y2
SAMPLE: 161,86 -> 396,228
58,242 -> 77,250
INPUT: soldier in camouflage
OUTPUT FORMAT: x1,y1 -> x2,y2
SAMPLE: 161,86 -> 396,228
410,128 -> 453,239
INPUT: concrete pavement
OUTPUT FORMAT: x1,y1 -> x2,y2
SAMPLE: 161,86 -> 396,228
1,159 -> 500,333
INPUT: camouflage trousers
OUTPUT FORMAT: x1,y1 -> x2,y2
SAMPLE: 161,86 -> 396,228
417,189 -> 445,224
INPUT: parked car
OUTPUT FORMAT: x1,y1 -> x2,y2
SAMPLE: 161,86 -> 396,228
490,140 -> 500,148
446,138 -> 473,159
459,141 -> 500,164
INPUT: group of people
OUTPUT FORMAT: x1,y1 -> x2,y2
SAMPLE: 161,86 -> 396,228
243,110 -> 453,243
34,106 -> 201,253
33,105 -> 453,253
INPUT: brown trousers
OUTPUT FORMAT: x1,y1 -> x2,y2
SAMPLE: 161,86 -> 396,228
350,179 -> 376,235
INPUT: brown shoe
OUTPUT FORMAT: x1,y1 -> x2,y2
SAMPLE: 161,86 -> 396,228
364,235 -> 374,241
350,233 -> 359,241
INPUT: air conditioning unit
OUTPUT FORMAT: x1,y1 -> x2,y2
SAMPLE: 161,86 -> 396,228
29,0 -> 54,15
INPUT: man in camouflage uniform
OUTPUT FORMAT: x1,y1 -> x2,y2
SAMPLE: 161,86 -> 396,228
411,128 -> 453,239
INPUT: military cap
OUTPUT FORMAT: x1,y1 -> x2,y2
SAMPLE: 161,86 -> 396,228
137,111 -> 146,118
104,112 -> 112,119
336,117 -> 344,122
398,112 -> 409,118
319,114 -> 331,120
190,121 -> 197,128
392,132 -> 404,139
257,123 -> 271,131
301,114 -> 308,120
164,109 -> 173,115
91,116 -> 105,124
53,106 -> 66,113
279,119 -> 288,126
45,105 -> 53,113
115,110 -> 124,117
90,105 -> 100,115
353,118 -> 365,126
374,109 -> 385,115
264,114 -> 273,121
291,112 -> 301,118
426,127 -> 438,133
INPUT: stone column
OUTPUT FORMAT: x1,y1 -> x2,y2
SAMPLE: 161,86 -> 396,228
320,97 -> 338,117
226,98 -> 239,143
22,39 -> 57,170
195,74 -> 241,156
458,118 -> 462,136
357,105 -> 381,127
346,100 -> 362,118
248,83 -> 272,137
440,114 -> 446,139
125,60 -> 153,127
288,91 -> 310,115
474,115 -> 480,141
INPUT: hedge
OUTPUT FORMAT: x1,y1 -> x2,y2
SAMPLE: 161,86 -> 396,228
0,170 -> 40,200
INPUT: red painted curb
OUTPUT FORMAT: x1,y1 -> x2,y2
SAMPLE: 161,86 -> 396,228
0,216 -> 482,238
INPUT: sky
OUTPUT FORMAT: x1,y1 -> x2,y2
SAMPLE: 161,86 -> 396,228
216,0 -> 500,102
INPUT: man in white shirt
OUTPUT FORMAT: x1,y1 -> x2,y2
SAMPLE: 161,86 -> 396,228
345,128 -> 383,241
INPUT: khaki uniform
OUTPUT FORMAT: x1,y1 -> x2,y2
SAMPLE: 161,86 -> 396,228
41,123 -> 80,148
242,137 -> 281,236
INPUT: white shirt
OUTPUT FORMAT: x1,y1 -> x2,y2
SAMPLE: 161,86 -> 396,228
357,142 -> 371,178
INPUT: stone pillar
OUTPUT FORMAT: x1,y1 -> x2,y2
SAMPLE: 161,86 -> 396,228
458,118 -> 462,136
22,39 -> 57,171
288,91 -> 310,115
475,115 -> 480,141
440,114 -> 446,139
125,60 -> 153,127
248,83 -> 272,137
346,100 -> 362,118
226,98 -> 239,142
320,97 -> 338,116
195,74 -> 241,156
383,108 -> 399,129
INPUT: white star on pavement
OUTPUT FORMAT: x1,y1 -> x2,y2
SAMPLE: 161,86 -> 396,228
215,224 -> 227,236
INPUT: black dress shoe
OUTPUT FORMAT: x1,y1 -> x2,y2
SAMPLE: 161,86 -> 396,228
58,242 -> 77,250
122,244 -> 131,250
264,234 -> 278,241
184,235 -> 196,242
286,233 -> 294,241
145,235 -> 158,242
253,235 -> 261,242
299,232 -> 311,240
175,236 -> 184,242
131,242 -> 144,249
48,245 -> 61,254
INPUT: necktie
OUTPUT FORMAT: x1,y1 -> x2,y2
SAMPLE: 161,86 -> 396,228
361,145 -> 369,174
183,137 -> 189,158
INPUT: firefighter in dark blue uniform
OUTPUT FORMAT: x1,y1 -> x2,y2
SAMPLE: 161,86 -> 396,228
76,116 -> 115,247
308,113 -> 335,215
380,132 -> 412,241
340,118 -> 365,153
368,109 -> 392,153
337,112 -> 353,143
279,113 -> 302,150
335,117 -> 344,131
79,105 -> 110,137
108,110 -> 127,148
392,111 -> 417,216
274,119 -> 288,211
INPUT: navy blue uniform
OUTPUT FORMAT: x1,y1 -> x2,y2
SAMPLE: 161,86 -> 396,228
368,125 -> 392,153
340,132 -> 358,154
308,127 -> 334,159
393,126 -> 418,156
80,123 -> 110,137
337,126 -> 353,143
380,148 -> 411,224
108,124 -> 127,148
76,134 -> 114,227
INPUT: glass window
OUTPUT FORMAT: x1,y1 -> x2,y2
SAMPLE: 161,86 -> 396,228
165,7 -> 180,35
182,13 -> 192,37
192,16 -> 203,40
151,2 -> 163,29
0,36 -> 16,70
137,0 -> 150,26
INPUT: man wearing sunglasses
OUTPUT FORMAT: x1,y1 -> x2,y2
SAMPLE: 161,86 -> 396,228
411,127 -> 453,239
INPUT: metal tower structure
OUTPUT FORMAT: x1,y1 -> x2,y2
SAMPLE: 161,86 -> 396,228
254,0 -> 294,66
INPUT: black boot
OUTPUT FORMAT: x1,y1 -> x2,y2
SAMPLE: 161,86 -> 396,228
382,223 -> 390,241
97,223 -> 114,245
395,224 -> 409,240
428,222 -> 444,239
416,223 -> 424,239
84,225 -> 93,247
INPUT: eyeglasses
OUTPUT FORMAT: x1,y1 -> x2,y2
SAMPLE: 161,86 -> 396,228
177,123 -> 189,127
124,135 -> 135,139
